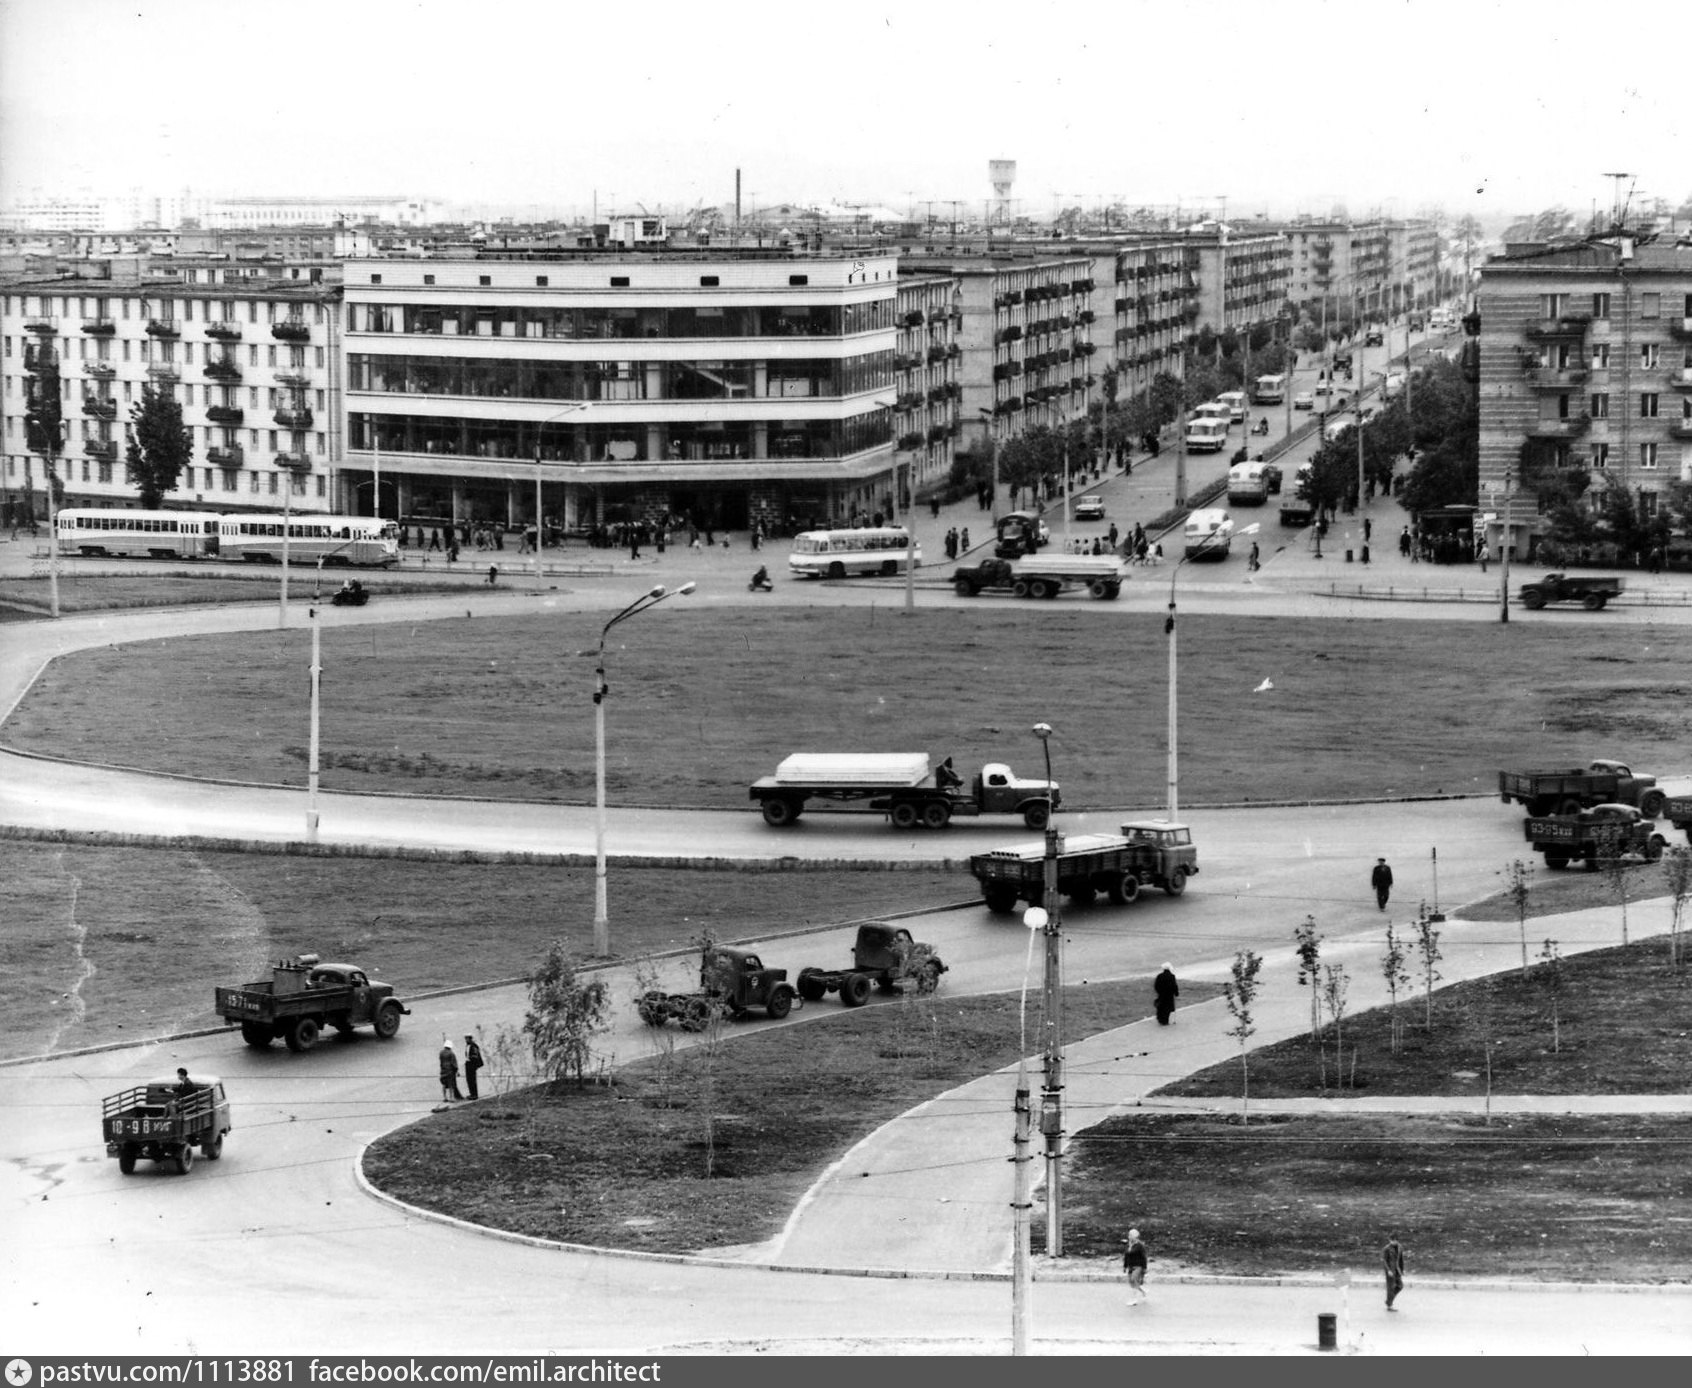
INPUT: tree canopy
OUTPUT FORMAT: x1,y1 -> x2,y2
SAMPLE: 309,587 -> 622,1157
126,384 -> 193,509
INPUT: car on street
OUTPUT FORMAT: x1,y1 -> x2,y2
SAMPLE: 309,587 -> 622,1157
1073,495 -> 1106,521
1408,314 -> 1424,331
1293,391 -> 1315,411
1313,381 -> 1335,397
1364,328 -> 1384,346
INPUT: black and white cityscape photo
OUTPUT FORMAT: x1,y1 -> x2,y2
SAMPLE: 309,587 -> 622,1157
3,0 -> 1691,1367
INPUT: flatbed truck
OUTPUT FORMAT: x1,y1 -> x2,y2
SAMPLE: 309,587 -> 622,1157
751,752 -> 1057,829
215,953 -> 410,1052
1498,761 -> 1665,818
970,820 -> 1199,914
952,555 -> 1126,600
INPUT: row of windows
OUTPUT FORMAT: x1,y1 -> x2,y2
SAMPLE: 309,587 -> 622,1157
1538,342 -> 1692,371
14,378 -> 325,412
3,455 -> 323,496
6,295 -> 326,325
1579,394 -> 1692,420
348,410 -> 892,464
346,352 -> 894,403
349,301 -> 895,339
1586,443 -> 1692,470
6,335 -> 322,369
1541,291 -> 1692,321
5,415 -> 326,453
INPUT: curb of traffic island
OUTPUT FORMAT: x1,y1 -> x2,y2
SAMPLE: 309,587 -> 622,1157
0,823 -> 975,872
349,1156 -> 1691,1293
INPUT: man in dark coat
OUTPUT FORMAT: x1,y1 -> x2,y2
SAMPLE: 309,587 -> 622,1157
1383,1233 -> 1406,1309
1153,964 -> 1179,1025
463,1034 -> 484,1100
1371,857 -> 1394,910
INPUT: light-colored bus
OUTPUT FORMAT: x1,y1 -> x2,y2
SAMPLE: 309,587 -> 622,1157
1183,508 -> 1235,559
1252,373 -> 1287,405
1184,417 -> 1230,453
216,515 -> 400,567
1216,390 -> 1248,422
788,526 -> 921,579
1192,401 -> 1232,427
1226,462 -> 1269,507
56,508 -> 221,560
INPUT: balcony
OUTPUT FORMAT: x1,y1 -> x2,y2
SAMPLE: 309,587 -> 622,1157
1673,420 -> 1692,440
86,361 -> 116,379
204,359 -> 243,382
1671,368 -> 1692,391
896,432 -> 924,452
1668,318 -> 1692,343
25,314 -> 58,333
1523,366 -> 1589,389
1524,314 -> 1591,341
1527,413 -> 1591,440
146,318 -> 181,337
275,452 -> 312,471
147,363 -> 181,382
207,444 -> 245,466
82,396 -> 118,420
85,439 -> 118,461
271,318 -> 311,341
274,408 -> 314,429
205,320 -> 243,340
899,310 -> 925,328
275,370 -> 311,389
81,318 -> 116,335
206,405 -> 245,426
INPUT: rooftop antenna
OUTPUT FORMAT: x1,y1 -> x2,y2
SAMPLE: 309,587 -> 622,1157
1603,172 -> 1635,233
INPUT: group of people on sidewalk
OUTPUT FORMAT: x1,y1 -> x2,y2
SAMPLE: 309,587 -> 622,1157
437,1034 -> 485,1102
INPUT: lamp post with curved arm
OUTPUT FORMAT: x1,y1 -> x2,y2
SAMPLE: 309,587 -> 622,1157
593,581 -> 694,956
1165,523 -> 1259,818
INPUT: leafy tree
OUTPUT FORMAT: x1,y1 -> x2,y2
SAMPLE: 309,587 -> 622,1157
127,384 -> 193,508
1221,949 -> 1264,1124
1505,859 -> 1533,979
522,939 -> 609,1086
1381,920 -> 1412,1055
23,361 -> 65,523
1320,965 -> 1351,1088
1396,357 -> 1479,514
1537,939 -> 1564,1053
1663,848 -> 1691,972
1601,844 -> 1633,946
1413,906 -> 1443,1031
1293,915 -> 1323,1046
1147,372 -> 1186,428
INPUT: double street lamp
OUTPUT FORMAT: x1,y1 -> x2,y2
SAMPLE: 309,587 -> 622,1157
1165,524 -> 1260,818
592,582 -> 694,956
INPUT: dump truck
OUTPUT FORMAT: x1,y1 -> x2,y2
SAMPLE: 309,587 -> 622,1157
1498,761 -> 1665,818
970,819 -> 1200,914
750,752 -> 1058,830
215,953 -> 410,1052
1518,573 -> 1625,610
1523,803 -> 1668,870
637,946 -> 797,1029
102,1075 -> 232,1175
951,554 -> 1126,600
796,923 -> 947,1007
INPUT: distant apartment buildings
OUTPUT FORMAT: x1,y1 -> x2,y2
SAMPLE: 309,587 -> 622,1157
1475,237 -> 1692,556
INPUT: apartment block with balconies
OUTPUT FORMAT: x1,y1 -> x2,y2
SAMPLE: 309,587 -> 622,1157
1476,238 -> 1692,557
891,274 -> 963,508
341,252 -> 899,534
0,272 -> 339,519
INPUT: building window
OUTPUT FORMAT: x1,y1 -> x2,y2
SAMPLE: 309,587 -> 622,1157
423,275 -> 435,285
535,276 -> 548,287
1539,293 -> 1564,319
1640,490 -> 1659,517
1590,342 -> 1610,370
1589,442 -> 1608,470
268,472 -> 278,494
1592,292 -> 1610,319
1641,292 -> 1660,319
478,275 -> 491,287
789,275 -> 809,287
1590,393 -> 1609,418
1641,393 -> 1660,418
700,276 -> 719,287
610,276 -> 630,287
1640,442 -> 1658,469
1640,343 -> 1660,369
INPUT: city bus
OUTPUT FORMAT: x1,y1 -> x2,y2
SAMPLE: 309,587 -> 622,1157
55,509 -> 221,560
787,526 -> 921,579
1252,373 -> 1287,405
1184,417 -> 1230,453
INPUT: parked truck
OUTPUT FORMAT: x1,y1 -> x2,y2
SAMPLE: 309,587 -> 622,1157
215,953 -> 410,1052
1498,761 -> 1665,818
751,752 -> 1058,830
952,554 -> 1126,600
970,819 -> 1200,914
637,946 -> 797,1029
102,1075 -> 232,1175
796,923 -> 947,1007
1524,803 -> 1668,870
1665,794 -> 1692,844
1518,573 -> 1625,610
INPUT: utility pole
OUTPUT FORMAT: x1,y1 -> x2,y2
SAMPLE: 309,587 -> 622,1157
1011,1055 -> 1032,1355
1499,468 -> 1512,624
1032,723 -> 1064,1259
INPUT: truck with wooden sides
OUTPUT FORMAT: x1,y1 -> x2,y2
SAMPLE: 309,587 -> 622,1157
102,1075 -> 232,1175
1498,761 -> 1665,818
1523,803 -> 1668,870
215,953 -> 410,1052
952,554 -> 1126,600
970,820 -> 1200,914
751,752 -> 1058,830
1517,573 -> 1625,610
796,923 -> 947,1007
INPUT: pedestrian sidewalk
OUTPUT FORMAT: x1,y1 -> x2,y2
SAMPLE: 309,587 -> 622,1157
761,898 -> 1684,1276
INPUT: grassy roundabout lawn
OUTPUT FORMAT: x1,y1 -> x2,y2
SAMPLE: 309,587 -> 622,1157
5,608 -> 1691,812
365,935 -> 1692,1279
0,572 -> 470,614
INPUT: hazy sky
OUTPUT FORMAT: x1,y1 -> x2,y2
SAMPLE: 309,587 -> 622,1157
1,0 -> 1686,224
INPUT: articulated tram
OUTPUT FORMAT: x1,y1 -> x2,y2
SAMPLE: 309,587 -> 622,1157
55,510 -> 400,567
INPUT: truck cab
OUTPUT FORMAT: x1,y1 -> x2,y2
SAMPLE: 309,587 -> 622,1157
975,763 -> 1057,817
1120,819 -> 1200,892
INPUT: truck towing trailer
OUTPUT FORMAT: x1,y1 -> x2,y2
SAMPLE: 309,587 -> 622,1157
751,752 -> 1058,829
952,554 -> 1126,600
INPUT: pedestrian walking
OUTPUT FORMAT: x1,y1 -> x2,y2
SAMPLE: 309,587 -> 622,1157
1399,525 -> 1411,559
1383,1234 -> 1406,1310
1123,1229 -> 1149,1305
463,1034 -> 484,1101
1371,856 -> 1394,910
1363,516 -> 1372,543
1153,964 -> 1179,1025
1247,541 -> 1261,572
959,527 -> 970,553
438,1038 -> 463,1102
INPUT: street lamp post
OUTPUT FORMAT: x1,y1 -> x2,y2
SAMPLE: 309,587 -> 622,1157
1031,722 -> 1064,1258
593,581 -> 695,956
1166,524 -> 1260,818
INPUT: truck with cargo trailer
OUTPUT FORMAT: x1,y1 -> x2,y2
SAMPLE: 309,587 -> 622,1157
215,953 -> 410,1052
970,819 -> 1199,914
1498,761 -> 1665,818
751,752 -> 1057,829
1523,803 -> 1667,870
952,554 -> 1126,600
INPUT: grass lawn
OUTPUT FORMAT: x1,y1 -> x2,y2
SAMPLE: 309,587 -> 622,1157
0,572 -> 470,615
0,839 -> 965,1060
5,608 -> 1691,812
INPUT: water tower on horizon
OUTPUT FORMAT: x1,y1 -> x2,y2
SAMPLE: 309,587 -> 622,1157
989,159 -> 1016,224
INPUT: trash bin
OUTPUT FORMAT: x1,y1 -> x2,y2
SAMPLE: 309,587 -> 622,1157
1318,1312 -> 1337,1351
